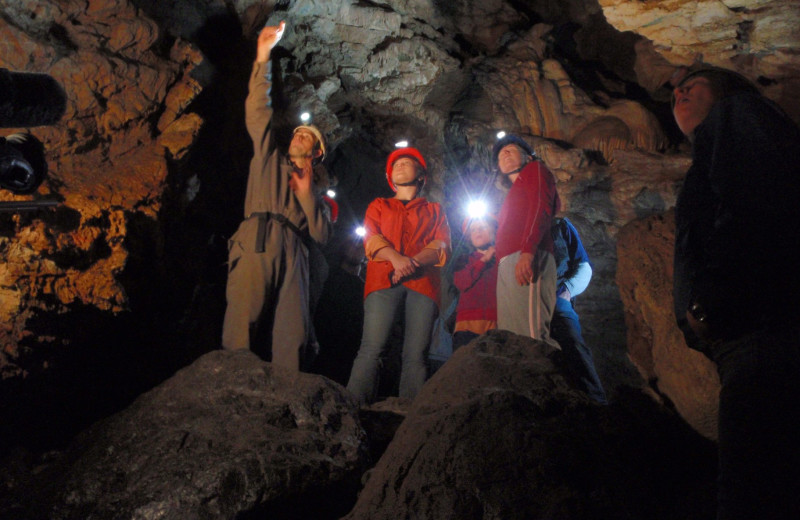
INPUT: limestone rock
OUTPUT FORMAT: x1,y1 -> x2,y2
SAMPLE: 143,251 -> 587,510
599,0 -> 800,121
616,212 -> 720,440
343,330 -> 716,519
18,350 -> 368,519
0,0 -> 203,377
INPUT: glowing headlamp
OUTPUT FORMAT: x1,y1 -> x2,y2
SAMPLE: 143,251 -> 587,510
466,199 -> 488,220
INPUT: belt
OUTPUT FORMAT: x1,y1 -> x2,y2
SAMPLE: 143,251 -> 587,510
250,211 -> 310,253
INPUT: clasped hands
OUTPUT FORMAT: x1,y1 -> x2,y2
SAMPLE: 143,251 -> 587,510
390,255 -> 421,285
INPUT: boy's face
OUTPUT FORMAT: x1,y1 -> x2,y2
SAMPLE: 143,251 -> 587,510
468,220 -> 495,249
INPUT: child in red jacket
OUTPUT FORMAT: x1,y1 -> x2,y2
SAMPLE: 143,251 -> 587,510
452,216 -> 498,349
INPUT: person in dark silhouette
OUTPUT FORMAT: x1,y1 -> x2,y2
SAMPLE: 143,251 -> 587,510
672,66 -> 800,520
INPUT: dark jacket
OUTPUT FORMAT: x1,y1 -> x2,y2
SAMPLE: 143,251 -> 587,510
552,217 -> 591,296
673,92 -> 800,353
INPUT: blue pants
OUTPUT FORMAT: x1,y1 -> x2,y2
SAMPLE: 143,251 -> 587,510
347,286 -> 438,404
712,325 -> 800,520
550,297 -> 607,404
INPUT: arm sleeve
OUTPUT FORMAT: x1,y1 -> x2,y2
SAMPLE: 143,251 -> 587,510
296,190 -> 332,245
564,262 -> 591,297
363,201 -> 393,260
244,62 -> 274,155
422,205 -> 451,267
562,218 -> 592,296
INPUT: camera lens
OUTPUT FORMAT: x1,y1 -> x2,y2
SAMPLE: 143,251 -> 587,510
0,133 -> 46,194
0,155 -> 36,192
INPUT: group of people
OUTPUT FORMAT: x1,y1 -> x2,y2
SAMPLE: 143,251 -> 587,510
221,20 -> 606,406
223,21 -> 800,519
451,135 -> 606,404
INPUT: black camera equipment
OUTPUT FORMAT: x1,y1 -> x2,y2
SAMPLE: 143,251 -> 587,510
0,68 -> 67,212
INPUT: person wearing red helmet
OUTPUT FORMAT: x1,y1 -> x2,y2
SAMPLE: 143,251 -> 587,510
451,215 -> 498,349
346,147 -> 451,404
492,134 -> 561,347
222,21 -> 334,370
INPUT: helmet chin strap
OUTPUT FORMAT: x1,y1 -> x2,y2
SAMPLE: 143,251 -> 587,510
499,156 -> 531,176
394,175 -> 424,187
475,241 -> 495,251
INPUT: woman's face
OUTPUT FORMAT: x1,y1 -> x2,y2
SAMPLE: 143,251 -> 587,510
672,76 -> 717,136
497,144 -> 526,174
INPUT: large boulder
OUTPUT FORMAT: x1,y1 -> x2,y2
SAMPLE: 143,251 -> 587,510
616,211 -> 720,440
6,350 -> 369,519
343,330 -> 717,520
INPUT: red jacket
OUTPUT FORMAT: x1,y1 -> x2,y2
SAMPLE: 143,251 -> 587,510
363,197 -> 451,306
453,251 -> 497,322
495,161 -> 560,260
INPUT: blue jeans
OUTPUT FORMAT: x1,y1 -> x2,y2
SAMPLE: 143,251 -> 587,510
712,325 -> 800,520
551,297 -> 607,404
346,285 -> 438,404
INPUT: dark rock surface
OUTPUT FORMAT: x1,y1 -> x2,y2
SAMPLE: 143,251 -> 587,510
344,330 -> 717,520
3,350 -> 369,519
616,211 -> 720,440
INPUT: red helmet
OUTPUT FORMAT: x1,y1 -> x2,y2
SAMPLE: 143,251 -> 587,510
385,147 -> 427,191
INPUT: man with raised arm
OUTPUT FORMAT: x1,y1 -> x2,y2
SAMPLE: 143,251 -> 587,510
222,21 -> 333,370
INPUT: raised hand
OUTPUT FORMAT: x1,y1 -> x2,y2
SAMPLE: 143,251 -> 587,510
256,21 -> 285,63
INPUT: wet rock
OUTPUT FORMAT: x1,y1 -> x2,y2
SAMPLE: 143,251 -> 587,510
4,350 -> 368,519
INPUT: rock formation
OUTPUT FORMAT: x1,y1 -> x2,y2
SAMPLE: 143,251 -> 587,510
2,350 -> 368,519
1,0 -> 203,376
1,331 -> 717,519
344,330 -> 717,519
616,211 -> 720,440
0,0 -> 798,499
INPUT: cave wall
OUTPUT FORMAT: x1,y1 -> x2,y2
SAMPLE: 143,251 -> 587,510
1,0 -> 203,378
1,0 -> 798,444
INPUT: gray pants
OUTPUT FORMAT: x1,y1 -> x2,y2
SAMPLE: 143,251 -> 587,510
497,250 -> 559,348
222,218 -> 310,370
